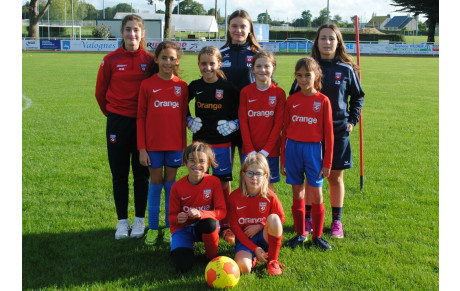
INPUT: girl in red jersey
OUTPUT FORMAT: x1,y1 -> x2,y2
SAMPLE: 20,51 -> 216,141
95,14 -> 153,240
187,46 -> 240,244
168,142 -> 227,273
281,57 -> 334,250
137,41 -> 189,246
229,154 -> 285,275
239,51 -> 285,192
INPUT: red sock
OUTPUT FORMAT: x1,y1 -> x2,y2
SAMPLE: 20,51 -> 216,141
291,198 -> 305,236
267,234 -> 282,261
202,228 -> 219,260
311,203 -> 325,239
219,186 -> 231,228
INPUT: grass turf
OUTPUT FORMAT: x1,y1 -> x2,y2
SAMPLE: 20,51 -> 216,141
22,52 -> 438,290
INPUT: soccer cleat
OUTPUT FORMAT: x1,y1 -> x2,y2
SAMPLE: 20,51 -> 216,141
144,229 -> 159,245
330,220 -> 344,238
130,219 -> 145,238
305,218 -> 313,235
267,260 -> 285,275
115,220 -> 130,240
222,228 -> 236,244
312,237 -> 332,250
163,228 -> 171,243
286,234 -> 307,248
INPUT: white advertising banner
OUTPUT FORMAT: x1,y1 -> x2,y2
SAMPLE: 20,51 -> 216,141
21,40 -> 439,55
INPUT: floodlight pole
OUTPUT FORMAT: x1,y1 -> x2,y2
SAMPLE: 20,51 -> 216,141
71,0 -> 74,40
354,15 -> 364,190
326,0 -> 330,23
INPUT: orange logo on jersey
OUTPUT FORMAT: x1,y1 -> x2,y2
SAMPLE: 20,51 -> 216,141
203,189 -> 211,201
259,202 -> 268,213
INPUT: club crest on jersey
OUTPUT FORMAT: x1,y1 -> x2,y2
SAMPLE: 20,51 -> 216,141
259,202 -> 268,213
215,89 -> 224,100
109,134 -> 116,143
203,189 -> 211,201
246,56 -> 253,63
335,72 -> 342,80
174,86 -> 182,96
269,96 -> 276,107
313,101 -> 321,112
140,64 -> 147,71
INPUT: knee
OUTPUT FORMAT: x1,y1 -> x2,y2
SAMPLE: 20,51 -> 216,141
237,261 -> 252,274
196,218 -> 217,234
328,171 -> 343,185
267,214 -> 281,226
171,248 -> 194,273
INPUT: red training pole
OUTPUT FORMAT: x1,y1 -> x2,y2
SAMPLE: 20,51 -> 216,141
354,15 -> 364,190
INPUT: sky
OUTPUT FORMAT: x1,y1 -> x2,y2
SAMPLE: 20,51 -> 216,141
22,0 -> 426,23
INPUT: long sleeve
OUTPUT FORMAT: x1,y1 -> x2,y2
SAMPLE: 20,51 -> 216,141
238,88 -> 256,153
168,184 -> 181,228
136,82 -> 148,150
95,57 -> 111,116
347,70 -> 365,126
322,98 -> 334,169
280,101 -> 290,166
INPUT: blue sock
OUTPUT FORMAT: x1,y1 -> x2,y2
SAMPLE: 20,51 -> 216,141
148,183 -> 163,230
163,181 -> 175,228
332,207 -> 343,221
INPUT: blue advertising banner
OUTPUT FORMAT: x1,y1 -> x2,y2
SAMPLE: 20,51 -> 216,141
40,40 -> 61,50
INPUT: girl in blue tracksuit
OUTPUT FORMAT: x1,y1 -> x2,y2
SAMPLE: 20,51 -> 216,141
218,9 -> 263,242
289,23 -> 364,239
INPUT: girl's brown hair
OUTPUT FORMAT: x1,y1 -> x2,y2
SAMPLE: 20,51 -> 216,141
239,154 -> 271,199
182,141 -> 218,169
295,57 -> 323,91
222,9 -> 262,54
147,41 -> 183,77
120,14 -> 147,50
198,46 -> 227,80
311,23 -> 359,72
251,50 -> 277,85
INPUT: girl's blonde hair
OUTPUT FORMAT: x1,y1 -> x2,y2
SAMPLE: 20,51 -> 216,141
147,40 -> 183,77
251,50 -> 277,85
311,23 -> 360,72
198,46 -> 227,80
222,9 -> 262,54
120,14 -> 147,50
182,141 -> 218,168
295,57 -> 323,91
239,154 -> 271,199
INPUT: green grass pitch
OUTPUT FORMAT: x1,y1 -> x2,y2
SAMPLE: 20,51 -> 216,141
22,52 -> 438,290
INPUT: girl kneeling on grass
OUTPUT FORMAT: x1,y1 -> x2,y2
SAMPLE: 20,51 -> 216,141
168,142 -> 227,273
281,57 -> 334,250
229,154 -> 285,275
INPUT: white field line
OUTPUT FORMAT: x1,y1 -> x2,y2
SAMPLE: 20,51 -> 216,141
22,94 -> 32,112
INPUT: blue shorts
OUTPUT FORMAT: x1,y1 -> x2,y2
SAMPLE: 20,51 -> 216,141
330,129 -> 352,170
235,230 -> 268,258
210,146 -> 233,181
148,151 -> 182,168
170,223 -> 201,251
284,139 -> 323,187
242,155 -> 280,183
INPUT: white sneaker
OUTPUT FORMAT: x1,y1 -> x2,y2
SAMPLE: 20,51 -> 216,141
115,220 -> 130,240
130,219 -> 145,238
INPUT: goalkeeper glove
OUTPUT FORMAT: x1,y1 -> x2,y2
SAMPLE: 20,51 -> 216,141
216,119 -> 239,136
186,116 -> 203,133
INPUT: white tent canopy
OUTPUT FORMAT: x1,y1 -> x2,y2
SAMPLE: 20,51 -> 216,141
114,13 -> 218,33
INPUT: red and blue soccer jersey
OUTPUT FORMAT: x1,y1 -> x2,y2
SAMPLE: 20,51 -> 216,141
228,188 -> 285,252
137,74 -> 189,151
95,46 -> 153,118
169,174 -> 227,234
281,91 -> 334,169
239,82 -> 286,157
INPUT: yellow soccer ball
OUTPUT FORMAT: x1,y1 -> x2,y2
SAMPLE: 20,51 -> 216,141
205,256 -> 240,289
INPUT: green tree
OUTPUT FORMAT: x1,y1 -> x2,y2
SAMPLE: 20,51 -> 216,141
208,8 -> 224,23
312,8 -> 328,27
172,0 -> 206,15
147,0 -> 174,39
114,3 -> 134,13
257,10 -> 271,24
391,0 -> 438,42
301,10 -> 312,26
27,0 -> 54,38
